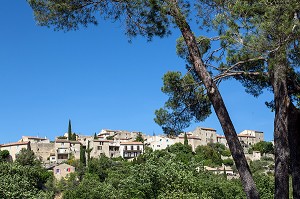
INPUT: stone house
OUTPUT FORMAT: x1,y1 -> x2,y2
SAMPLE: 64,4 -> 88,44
120,142 -> 143,159
55,139 -> 81,163
145,136 -> 175,150
0,141 -> 31,161
53,163 -> 75,180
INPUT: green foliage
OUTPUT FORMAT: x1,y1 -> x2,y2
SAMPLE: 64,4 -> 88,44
27,0 -> 179,41
87,155 -> 114,182
106,135 -> 114,140
223,158 -> 234,167
167,143 -> 193,164
195,145 -> 222,167
134,132 -> 144,143
80,145 -> 86,167
68,119 -> 72,140
93,133 -> 98,140
0,162 -> 53,198
251,141 -> 274,155
71,133 -> 77,141
154,71 -> 211,136
57,136 -> 67,139
0,150 -> 10,162
184,132 -> 188,146
15,148 -> 40,166
86,141 -> 93,165
253,174 -> 275,199
50,142 -> 278,199
250,160 -> 271,174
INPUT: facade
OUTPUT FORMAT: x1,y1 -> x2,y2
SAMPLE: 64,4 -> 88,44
55,139 -> 81,163
120,142 -> 143,159
176,134 -> 202,151
216,130 -> 264,153
108,141 -> 120,158
53,163 -> 75,180
98,129 -> 144,142
0,142 -> 31,161
145,136 -> 175,150
30,142 -> 55,162
90,140 -> 110,158
193,127 -> 217,145
216,135 -> 228,147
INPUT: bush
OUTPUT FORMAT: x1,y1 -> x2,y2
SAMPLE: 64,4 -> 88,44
223,158 -> 234,166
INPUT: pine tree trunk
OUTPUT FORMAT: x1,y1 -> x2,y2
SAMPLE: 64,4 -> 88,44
169,1 -> 259,198
272,59 -> 290,199
288,104 -> 300,198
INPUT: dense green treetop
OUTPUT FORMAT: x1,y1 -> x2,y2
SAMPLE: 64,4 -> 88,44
154,71 -> 211,136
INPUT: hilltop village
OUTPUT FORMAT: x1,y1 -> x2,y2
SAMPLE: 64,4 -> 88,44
0,127 -> 265,165
0,126 -> 276,198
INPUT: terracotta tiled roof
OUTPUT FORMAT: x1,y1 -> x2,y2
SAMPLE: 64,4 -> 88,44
1,141 -> 30,147
178,136 -> 201,140
238,134 -> 255,138
93,140 -> 109,142
23,136 -> 47,140
55,139 -> 81,144
199,127 -> 216,131
120,142 -> 143,145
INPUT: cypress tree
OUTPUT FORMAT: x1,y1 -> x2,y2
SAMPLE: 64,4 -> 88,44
80,145 -> 86,166
94,133 -> 98,140
72,133 -> 76,141
184,132 -> 188,146
68,120 -> 72,140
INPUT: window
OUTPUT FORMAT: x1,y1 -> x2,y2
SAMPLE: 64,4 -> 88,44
55,169 -> 60,174
125,146 -> 127,150
137,146 -> 140,151
157,145 -> 160,147
97,146 -> 102,150
131,146 -> 134,150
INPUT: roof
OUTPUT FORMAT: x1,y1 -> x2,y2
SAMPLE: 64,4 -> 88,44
178,136 -> 201,140
216,135 -> 225,138
93,140 -> 110,142
238,134 -> 255,138
198,127 -> 216,131
55,139 -> 81,144
22,136 -> 47,140
54,163 -> 75,169
120,142 -> 143,145
1,141 -> 30,147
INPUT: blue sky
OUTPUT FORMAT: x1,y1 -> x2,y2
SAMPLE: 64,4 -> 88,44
0,1 -> 274,144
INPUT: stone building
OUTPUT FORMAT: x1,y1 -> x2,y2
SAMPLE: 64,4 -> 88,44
0,141 -> 31,161
53,163 -> 75,180
120,142 -> 143,159
145,136 -> 175,150
55,139 -> 81,163
30,142 -> 55,162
